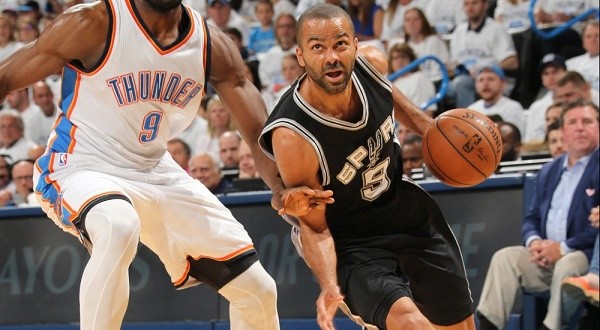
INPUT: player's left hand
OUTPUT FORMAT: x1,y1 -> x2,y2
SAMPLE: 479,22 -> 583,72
272,186 -> 334,217
316,285 -> 344,330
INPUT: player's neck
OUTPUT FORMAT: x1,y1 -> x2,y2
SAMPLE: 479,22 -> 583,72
300,79 -> 359,121
132,0 -> 182,45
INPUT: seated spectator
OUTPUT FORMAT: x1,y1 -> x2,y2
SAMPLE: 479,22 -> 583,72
258,13 -> 296,90
0,13 -> 23,62
497,121 -> 522,162
524,53 -> 567,143
206,0 -> 250,46
534,0 -> 595,25
562,205 -> 599,305
425,0 -> 466,40
493,0 -> 531,34
348,0 -> 384,41
403,7 -> 451,84
468,65 -> 525,134
401,134 -> 423,176
388,43 -> 437,113
272,0 -> 296,20
248,0 -> 276,55
15,17 -> 39,43
188,152 -> 232,195
238,139 -> 259,179
223,27 -> 257,63
545,121 -> 565,158
218,130 -> 241,169
0,154 -> 13,206
477,100 -> 599,330
167,138 -> 191,171
0,110 -> 37,163
9,159 -> 36,207
4,87 -> 42,142
380,0 -> 424,46
554,71 -> 600,105
270,53 -> 305,107
566,20 -> 599,92
177,96 -> 209,156
448,0 -> 518,108
30,80 -> 59,146
196,96 -> 236,161
545,101 -> 563,128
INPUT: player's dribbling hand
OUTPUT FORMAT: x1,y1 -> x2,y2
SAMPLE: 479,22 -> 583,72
316,285 -> 344,330
272,186 -> 334,217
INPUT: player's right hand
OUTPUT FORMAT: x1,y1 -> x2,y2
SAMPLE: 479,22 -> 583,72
316,285 -> 344,330
272,186 -> 334,217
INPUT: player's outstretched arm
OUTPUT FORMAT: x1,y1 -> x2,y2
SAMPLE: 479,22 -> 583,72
0,3 -> 108,100
357,45 -> 434,137
271,127 -> 343,329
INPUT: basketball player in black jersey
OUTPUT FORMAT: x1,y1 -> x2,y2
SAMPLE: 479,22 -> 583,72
260,4 -> 475,330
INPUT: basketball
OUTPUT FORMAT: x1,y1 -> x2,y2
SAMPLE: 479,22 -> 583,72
421,108 -> 503,187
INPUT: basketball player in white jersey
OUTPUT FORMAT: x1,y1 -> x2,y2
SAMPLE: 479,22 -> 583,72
0,1 -> 333,329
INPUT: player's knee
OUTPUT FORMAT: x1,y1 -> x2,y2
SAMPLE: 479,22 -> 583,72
86,199 -> 140,253
386,297 -> 432,329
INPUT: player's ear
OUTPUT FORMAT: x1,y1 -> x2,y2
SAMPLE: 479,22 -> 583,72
353,37 -> 359,51
296,46 -> 305,68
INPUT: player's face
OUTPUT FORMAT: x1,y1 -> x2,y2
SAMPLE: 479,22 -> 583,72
142,0 -> 182,13
296,17 -> 358,94
475,71 -> 504,102
561,106 -> 599,157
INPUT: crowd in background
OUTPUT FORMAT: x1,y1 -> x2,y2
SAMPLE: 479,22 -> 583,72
0,0 -> 598,207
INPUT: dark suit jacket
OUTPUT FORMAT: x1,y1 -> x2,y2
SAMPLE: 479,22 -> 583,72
521,148 -> 599,260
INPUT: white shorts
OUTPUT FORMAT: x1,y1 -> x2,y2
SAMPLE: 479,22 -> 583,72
33,152 -> 254,289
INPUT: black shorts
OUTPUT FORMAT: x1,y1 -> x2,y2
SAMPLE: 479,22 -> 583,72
335,179 -> 474,328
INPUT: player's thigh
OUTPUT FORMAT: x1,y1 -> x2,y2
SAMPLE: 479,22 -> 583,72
136,175 -> 254,286
338,257 -> 410,329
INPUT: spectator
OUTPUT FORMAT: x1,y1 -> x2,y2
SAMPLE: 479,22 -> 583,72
545,101 -> 563,129
497,121 -> 522,162
218,130 -> 241,169
4,87 -> 42,142
258,13 -> 296,90
554,71 -> 600,105
0,13 -> 23,62
15,17 -> 39,43
566,20 -> 599,92
10,159 -> 36,206
270,53 -> 305,107
272,0 -> 296,20
0,154 -> 13,206
348,0 -> 384,41
545,121 -> 565,158
294,0 -> 325,18
380,0 -> 424,46
395,121 -> 416,144
223,27 -> 257,63
388,43 -> 437,114
477,100 -> 599,330
0,110 -> 37,163
468,64 -> 525,134
16,1 -> 41,22
188,152 -> 232,195
401,134 -> 423,176
248,0 -> 276,55
167,138 -> 191,171
403,7 -> 451,84
448,0 -> 518,108
206,0 -> 250,46
30,80 -> 59,146
493,0 -> 531,34
425,0 -> 466,39
238,139 -> 259,179
198,96 -> 236,161
534,0 -> 596,25
524,53 -> 567,143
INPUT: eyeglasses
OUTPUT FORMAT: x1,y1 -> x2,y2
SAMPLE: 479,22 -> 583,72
13,175 -> 32,182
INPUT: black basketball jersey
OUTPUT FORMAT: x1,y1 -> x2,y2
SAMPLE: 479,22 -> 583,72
259,56 -> 405,240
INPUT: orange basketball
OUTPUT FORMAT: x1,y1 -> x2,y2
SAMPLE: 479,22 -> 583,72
421,108 -> 503,187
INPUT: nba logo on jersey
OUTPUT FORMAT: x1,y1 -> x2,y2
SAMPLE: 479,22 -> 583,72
58,153 -> 68,166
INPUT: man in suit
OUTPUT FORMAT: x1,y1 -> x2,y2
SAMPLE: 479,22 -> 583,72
477,99 -> 599,330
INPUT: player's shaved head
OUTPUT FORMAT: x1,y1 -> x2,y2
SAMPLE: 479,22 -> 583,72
296,4 -> 355,46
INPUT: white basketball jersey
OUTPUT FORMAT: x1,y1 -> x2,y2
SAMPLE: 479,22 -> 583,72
50,0 -> 208,170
